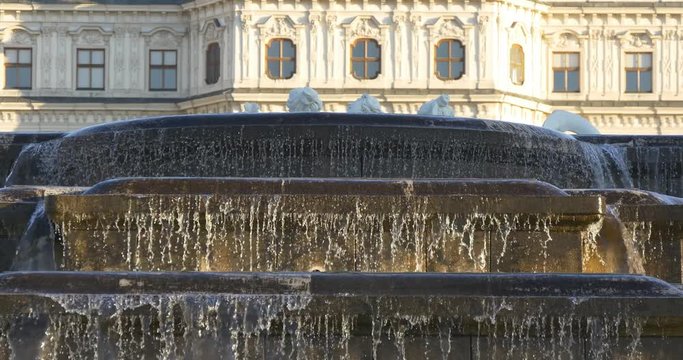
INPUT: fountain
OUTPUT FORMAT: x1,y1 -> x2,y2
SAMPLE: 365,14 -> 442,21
0,107 -> 683,358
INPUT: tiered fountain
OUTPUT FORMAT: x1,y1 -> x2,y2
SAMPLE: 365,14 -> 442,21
0,92 -> 683,359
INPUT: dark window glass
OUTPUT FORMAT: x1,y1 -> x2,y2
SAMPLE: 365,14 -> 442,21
434,39 -> 465,80
266,38 -> 296,79
351,38 -> 381,80
4,48 -> 32,89
149,50 -> 177,91
625,53 -> 652,93
552,52 -> 580,93
205,43 -> 220,85
77,49 -> 105,90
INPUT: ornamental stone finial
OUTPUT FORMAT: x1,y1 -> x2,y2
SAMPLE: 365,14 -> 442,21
287,87 -> 323,112
417,94 -> 455,117
243,103 -> 260,113
347,94 -> 383,114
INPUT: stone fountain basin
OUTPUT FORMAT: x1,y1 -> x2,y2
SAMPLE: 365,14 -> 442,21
0,272 -> 682,358
45,178 -> 604,273
6,113 -> 627,190
570,188 -> 683,284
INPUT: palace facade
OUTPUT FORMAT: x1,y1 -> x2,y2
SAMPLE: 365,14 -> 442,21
0,0 -> 682,134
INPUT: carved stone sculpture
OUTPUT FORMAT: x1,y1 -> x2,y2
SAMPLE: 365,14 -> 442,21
417,94 -> 455,117
347,94 -> 383,114
287,87 -> 323,112
543,110 -> 600,135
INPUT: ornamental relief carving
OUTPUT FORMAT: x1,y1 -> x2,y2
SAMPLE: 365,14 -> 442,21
74,30 -> 109,46
203,22 -> 223,43
145,29 -> 183,48
345,16 -> 382,39
618,32 -> 654,48
428,16 -> 469,41
258,15 -> 299,39
2,29 -> 35,45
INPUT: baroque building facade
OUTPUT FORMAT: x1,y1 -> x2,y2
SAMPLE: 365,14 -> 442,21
0,0 -> 681,134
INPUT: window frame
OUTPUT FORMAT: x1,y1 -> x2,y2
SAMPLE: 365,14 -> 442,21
265,38 -> 296,80
510,44 -> 524,86
552,51 -> 580,93
625,52 -> 653,94
205,42 -> 221,85
434,39 -> 465,81
76,48 -> 106,91
3,47 -> 32,90
350,38 -> 381,80
149,49 -> 178,91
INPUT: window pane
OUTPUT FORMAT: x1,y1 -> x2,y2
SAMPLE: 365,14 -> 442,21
282,41 -> 295,58
18,49 -> 31,64
164,51 -> 176,66
164,69 -> 176,89
268,60 -> 280,78
268,41 -> 280,58
77,68 -> 90,88
366,40 -> 380,58
91,68 -> 104,88
6,68 -> 17,88
451,41 -> 463,58
451,61 -> 464,78
553,71 -> 566,92
91,50 -> 104,65
5,49 -> 18,63
436,42 -> 449,58
367,61 -> 380,78
436,61 -> 449,78
640,53 -> 652,68
352,61 -> 364,78
625,54 -> 637,68
282,60 -> 295,78
18,67 -> 31,88
567,70 -> 579,92
78,50 -> 91,65
552,53 -> 562,67
568,53 -> 579,68
625,71 -> 638,92
640,71 -> 652,92
150,51 -> 163,65
150,68 -> 163,89
352,42 -> 365,58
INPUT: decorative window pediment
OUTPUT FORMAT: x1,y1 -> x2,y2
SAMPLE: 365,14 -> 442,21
507,22 -> 529,42
543,31 -> 585,49
202,21 -> 223,43
343,16 -> 385,41
427,16 -> 470,41
142,27 -> 185,48
69,27 -> 112,47
1,26 -> 39,46
617,30 -> 657,49
257,15 -> 301,40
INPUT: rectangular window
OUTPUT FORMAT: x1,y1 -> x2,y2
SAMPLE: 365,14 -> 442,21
4,48 -> 32,89
552,52 -> 580,93
625,53 -> 652,93
77,49 -> 105,90
150,50 -> 177,91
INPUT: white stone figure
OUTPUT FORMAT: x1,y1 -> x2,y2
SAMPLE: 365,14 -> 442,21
243,103 -> 260,113
347,93 -> 383,114
417,94 -> 455,117
287,87 -> 323,112
543,110 -> 600,135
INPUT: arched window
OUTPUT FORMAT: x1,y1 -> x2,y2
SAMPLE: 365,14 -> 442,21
510,44 -> 524,85
205,43 -> 220,84
435,39 -> 465,80
266,38 -> 296,79
351,38 -> 381,80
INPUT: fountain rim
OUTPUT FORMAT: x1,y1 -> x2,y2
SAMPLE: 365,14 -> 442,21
64,112 -> 576,140
0,272 -> 679,298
